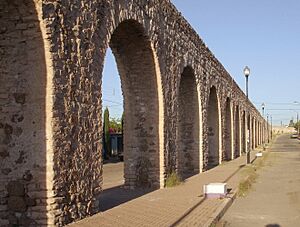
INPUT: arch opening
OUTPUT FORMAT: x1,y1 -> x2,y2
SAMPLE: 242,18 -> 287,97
241,110 -> 246,154
234,106 -> 241,158
177,66 -> 200,179
207,86 -> 220,168
247,114 -> 251,152
224,98 -> 232,160
103,20 -> 163,191
256,120 -> 259,147
251,117 -> 255,150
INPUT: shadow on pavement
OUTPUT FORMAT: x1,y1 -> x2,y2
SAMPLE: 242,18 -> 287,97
99,185 -> 154,212
222,164 -> 245,183
266,224 -> 281,227
169,197 -> 206,227
103,156 -> 122,164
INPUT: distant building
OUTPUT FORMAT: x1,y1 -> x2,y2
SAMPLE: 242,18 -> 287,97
110,133 -> 123,158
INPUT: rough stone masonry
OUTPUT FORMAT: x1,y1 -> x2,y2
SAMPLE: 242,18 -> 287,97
0,0 -> 269,226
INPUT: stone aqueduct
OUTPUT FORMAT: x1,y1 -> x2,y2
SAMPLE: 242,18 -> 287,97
0,0 -> 270,226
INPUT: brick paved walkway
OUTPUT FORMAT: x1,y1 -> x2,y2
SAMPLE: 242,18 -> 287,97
69,151 -> 260,227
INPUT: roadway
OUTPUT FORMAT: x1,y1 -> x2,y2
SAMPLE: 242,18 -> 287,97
220,134 -> 300,227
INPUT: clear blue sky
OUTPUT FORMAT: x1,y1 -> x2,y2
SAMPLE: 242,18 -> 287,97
102,0 -> 300,125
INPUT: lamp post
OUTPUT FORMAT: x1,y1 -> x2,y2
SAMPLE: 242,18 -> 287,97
267,114 -> 270,143
244,66 -> 250,98
297,113 -> 299,136
261,103 -> 265,117
271,115 -> 273,140
261,103 -> 265,146
244,66 -> 250,164
294,101 -> 300,136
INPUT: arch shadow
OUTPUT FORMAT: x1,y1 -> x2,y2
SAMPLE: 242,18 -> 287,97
176,66 -> 200,179
224,97 -> 232,160
99,19 -> 164,211
234,105 -> 241,158
207,86 -> 220,169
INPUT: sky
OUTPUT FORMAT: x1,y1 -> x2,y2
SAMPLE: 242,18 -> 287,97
102,0 -> 300,125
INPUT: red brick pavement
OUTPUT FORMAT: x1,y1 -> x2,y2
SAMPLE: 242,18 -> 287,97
69,151 -> 260,227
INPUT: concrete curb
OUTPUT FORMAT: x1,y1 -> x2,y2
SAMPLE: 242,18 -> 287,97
202,189 -> 238,227
202,151 -> 261,227
202,135 -> 284,227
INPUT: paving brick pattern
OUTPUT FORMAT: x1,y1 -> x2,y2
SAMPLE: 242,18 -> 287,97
70,151 -> 259,227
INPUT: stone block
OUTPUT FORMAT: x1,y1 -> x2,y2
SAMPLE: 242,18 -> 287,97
13,93 -> 26,104
7,181 -> 24,196
0,218 -> 9,226
8,213 -> 18,225
7,196 -> 26,212
1,168 -> 11,175
19,214 -> 34,226
16,23 -> 27,30
0,146 -> 9,158
0,205 -> 7,212
25,195 -> 36,207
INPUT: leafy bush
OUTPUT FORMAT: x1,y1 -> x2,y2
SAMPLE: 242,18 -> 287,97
165,172 -> 182,187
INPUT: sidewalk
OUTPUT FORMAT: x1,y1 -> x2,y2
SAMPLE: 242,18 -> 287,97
219,134 -> 300,227
69,151 -> 260,227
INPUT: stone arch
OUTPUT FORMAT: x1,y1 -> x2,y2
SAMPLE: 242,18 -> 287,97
258,121 -> 260,145
224,97 -> 232,160
207,86 -> 221,168
255,119 -> 259,147
105,19 -> 164,189
234,105 -> 241,158
251,117 -> 255,150
247,113 -> 251,152
258,122 -> 261,145
254,120 -> 257,147
0,0 -> 54,225
259,122 -> 262,145
177,66 -> 200,179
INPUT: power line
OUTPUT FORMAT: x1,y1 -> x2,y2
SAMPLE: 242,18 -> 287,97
253,101 -> 300,105
102,99 -> 123,105
266,109 -> 300,111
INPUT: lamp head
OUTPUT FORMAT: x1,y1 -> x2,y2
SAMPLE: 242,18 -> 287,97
244,66 -> 250,77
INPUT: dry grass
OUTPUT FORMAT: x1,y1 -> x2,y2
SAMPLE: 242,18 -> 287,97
238,152 -> 270,197
165,172 -> 182,187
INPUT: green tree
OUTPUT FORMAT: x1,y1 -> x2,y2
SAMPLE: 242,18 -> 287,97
103,107 -> 111,156
109,117 -> 122,132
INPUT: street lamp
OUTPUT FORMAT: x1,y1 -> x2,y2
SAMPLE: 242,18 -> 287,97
244,66 -> 250,164
267,114 -> 270,143
271,115 -> 273,140
244,66 -> 250,98
261,103 -> 265,117
294,101 -> 299,136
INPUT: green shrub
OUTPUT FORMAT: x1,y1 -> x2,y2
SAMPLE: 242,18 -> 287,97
165,172 -> 182,187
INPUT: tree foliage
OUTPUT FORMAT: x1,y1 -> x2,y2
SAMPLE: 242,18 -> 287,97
103,107 -> 111,156
109,117 -> 122,133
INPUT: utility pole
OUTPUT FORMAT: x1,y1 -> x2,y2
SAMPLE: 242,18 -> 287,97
267,114 -> 270,143
271,115 -> 273,140
297,112 -> 299,136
